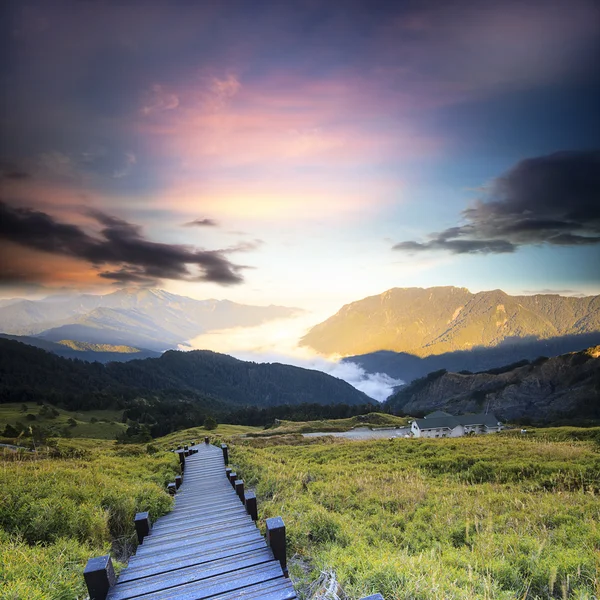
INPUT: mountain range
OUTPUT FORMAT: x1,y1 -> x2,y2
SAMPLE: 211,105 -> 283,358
0,288 -> 301,352
300,287 -> 600,383
0,338 -> 370,409
302,287 -> 600,357
344,332 -> 600,386
0,334 -> 161,362
385,346 -> 600,423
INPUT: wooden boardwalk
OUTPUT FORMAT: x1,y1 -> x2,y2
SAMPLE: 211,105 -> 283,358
103,442 -> 297,600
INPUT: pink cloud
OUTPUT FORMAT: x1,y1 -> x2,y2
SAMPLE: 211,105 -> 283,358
141,84 -> 180,115
135,72 -> 446,172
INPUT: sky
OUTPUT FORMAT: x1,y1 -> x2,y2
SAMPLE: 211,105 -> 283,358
1,0 -> 599,314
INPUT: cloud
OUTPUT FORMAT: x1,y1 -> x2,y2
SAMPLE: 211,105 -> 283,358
184,218 -> 219,227
224,239 -> 264,253
37,151 -> 77,179
0,201 -> 250,286
187,314 -> 404,401
112,152 -> 136,178
141,84 -> 180,115
201,74 -> 241,112
394,151 -> 600,254
0,161 -> 31,180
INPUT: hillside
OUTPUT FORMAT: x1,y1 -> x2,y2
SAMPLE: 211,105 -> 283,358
344,331 -> 600,384
385,346 -> 600,422
0,338 -> 370,411
0,288 -> 301,351
301,287 -> 600,357
0,334 -> 161,363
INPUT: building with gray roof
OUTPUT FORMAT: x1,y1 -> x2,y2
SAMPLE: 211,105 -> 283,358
410,412 -> 502,438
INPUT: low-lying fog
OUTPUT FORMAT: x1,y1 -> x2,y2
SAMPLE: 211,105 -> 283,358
185,312 -> 403,402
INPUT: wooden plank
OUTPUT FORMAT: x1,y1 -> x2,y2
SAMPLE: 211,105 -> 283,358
108,549 -> 275,600
121,562 -> 291,600
118,540 -> 269,583
106,442 -> 296,600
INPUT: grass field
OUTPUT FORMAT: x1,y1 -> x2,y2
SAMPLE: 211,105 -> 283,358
0,402 -> 126,440
231,431 -> 600,599
0,439 -> 179,599
155,423 -> 264,449
246,412 -> 410,437
2,417 -> 599,599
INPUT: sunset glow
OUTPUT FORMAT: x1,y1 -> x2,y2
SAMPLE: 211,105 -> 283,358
1,0 -> 598,308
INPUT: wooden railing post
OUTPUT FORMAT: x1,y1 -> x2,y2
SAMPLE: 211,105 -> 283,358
84,555 -> 116,600
225,467 -> 232,480
134,511 -> 151,544
175,475 -> 182,489
244,491 -> 258,521
228,471 -> 237,488
167,482 -> 176,495
266,516 -> 287,576
221,443 -> 229,465
235,479 -> 244,502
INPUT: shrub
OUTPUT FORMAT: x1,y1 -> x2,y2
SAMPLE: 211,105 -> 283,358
204,416 -> 218,430
2,424 -> 19,437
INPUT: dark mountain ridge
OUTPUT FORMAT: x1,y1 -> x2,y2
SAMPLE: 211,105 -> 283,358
385,346 -> 600,423
0,338 -> 370,410
345,332 -> 600,385
0,334 -> 161,363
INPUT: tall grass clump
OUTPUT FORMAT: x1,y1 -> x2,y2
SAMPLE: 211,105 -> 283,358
0,439 -> 178,599
232,434 -> 600,599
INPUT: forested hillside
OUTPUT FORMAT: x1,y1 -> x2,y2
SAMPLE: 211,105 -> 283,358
0,339 -> 369,410
385,346 -> 600,422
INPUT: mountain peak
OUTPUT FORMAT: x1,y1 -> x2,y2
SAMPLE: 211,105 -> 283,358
0,288 -> 301,351
302,286 -> 600,357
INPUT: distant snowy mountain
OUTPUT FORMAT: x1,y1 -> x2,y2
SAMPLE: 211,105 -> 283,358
0,288 -> 302,351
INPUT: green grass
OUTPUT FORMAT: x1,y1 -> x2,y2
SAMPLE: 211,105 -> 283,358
3,418 -> 600,599
231,434 -> 600,599
499,426 -> 600,444
247,412 -> 410,437
154,423 -> 264,450
0,403 -> 126,440
0,438 -> 179,599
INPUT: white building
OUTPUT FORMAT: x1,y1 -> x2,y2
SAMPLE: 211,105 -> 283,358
410,411 -> 502,438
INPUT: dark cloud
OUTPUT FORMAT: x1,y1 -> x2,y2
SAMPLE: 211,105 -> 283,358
394,151 -> 600,254
98,267 -> 158,287
0,201 -> 247,285
225,239 -> 264,253
0,160 -> 31,180
3,170 -> 30,180
184,218 -> 219,227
